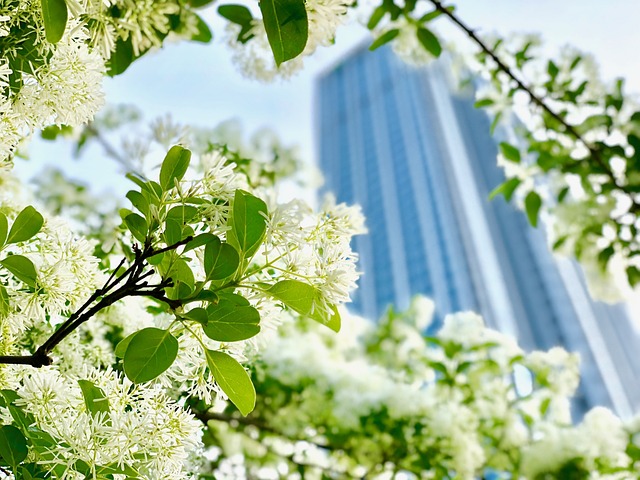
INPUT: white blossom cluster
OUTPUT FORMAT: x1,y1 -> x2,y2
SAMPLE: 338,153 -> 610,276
14,367 -> 203,479
0,0 -> 203,165
208,296 -> 640,479
0,130 -> 365,477
0,16 -> 104,162
464,34 -> 640,302
226,0 -> 355,81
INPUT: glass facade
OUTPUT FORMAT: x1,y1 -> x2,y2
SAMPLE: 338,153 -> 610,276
316,45 -> 640,417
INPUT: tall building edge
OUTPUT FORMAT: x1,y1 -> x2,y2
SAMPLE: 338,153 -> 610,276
315,45 -> 640,417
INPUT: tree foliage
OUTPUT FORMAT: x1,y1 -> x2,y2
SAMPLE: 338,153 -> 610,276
0,0 -> 637,478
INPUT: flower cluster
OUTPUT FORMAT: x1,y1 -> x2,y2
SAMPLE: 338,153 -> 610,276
0,138 -> 364,478
0,0 -> 206,165
465,33 -> 640,302
225,0 -> 354,81
11,367 -> 203,479
203,297 -> 640,479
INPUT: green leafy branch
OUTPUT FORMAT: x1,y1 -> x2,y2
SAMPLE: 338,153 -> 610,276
428,0 -> 640,216
0,235 -> 193,368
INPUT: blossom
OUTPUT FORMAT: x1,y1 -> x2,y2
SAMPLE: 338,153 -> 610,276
225,0 -> 353,82
16,368 -> 203,479
225,21 -> 304,82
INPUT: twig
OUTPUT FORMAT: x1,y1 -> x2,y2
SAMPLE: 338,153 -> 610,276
0,236 -> 192,367
84,124 -> 140,174
428,0 -> 639,210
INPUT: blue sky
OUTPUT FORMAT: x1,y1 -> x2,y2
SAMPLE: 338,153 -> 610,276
18,0 -> 640,195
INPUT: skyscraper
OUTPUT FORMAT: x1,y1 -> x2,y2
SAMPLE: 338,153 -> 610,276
316,44 -> 640,417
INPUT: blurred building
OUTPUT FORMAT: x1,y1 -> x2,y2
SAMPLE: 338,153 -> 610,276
316,45 -> 640,417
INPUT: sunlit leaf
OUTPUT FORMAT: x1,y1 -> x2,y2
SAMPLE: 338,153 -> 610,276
7,206 -> 44,244
41,0 -> 68,44
260,0 -> 308,66
160,145 -> 191,191
123,328 -> 179,383
205,350 -> 255,415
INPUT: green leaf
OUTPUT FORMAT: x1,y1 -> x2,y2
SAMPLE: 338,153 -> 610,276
489,177 -> 521,202
418,7 -> 450,22
0,425 -> 28,467
1,255 -> 37,287
78,380 -> 110,417
114,332 -> 135,358
168,258 -> 195,289
219,4 -> 253,24
598,246 -> 614,271
167,205 -> 199,223
474,98 -> 494,108
416,27 -> 441,57
126,190 -> 149,218
184,233 -> 217,252
0,212 -> 7,248
366,6 -> 385,30
0,285 -> 9,319
524,191 -> 542,227
267,280 -> 340,331
205,350 -> 255,415
160,145 -> 191,191
552,235 -> 568,251
163,218 -> 182,246
204,300 -> 260,342
547,60 -> 559,79
218,4 -> 255,43
123,328 -> 179,383
106,37 -> 134,77
40,0 -> 68,44
229,190 -> 268,258
41,124 -> 71,140
186,289 -> 219,304
184,307 -> 208,324
205,237 -> 240,280
96,463 -> 141,478
627,266 -> 640,288
575,114 -> 612,135
217,292 -> 251,306
259,0 -> 308,66
490,111 -> 502,134
369,29 -> 399,51
191,14 -> 213,43
499,142 -> 521,163
125,213 -> 148,243
7,206 -> 44,244
147,251 -> 165,266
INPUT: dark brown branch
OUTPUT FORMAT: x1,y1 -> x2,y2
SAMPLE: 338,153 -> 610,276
0,236 -> 192,367
428,0 -> 638,208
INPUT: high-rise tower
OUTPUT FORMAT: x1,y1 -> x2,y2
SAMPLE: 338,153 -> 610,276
316,45 -> 640,417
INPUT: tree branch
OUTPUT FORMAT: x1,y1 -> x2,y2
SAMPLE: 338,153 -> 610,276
429,0 -> 639,209
0,236 -> 192,367
84,124 -> 141,175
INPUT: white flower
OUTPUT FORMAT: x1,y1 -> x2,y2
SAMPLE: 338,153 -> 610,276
225,21 -> 304,82
17,368 -> 203,479
305,0 -> 354,52
526,347 -> 581,397
577,407 -> 629,467
31,30 -> 106,126
386,18 -> 438,67
0,14 -> 10,36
